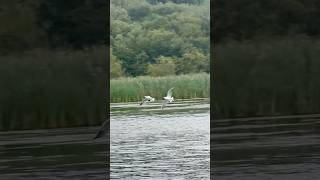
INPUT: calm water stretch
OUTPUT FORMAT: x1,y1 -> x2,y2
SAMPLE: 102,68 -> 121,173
0,126 -> 107,179
213,114 -> 320,180
0,99 -> 210,179
2,99 -> 318,179
110,99 -> 210,179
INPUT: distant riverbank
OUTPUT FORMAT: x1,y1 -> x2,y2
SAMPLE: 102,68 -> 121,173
110,73 -> 210,103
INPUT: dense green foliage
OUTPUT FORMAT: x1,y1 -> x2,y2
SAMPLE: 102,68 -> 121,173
110,0 -> 210,77
213,0 -> 320,42
147,0 -> 206,5
111,73 -> 209,103
0,0 -> 107,54
0,0 -> 45,55
37,0 -> 107,48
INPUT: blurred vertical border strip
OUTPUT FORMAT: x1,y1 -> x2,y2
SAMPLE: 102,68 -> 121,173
106,0 -> 111,178
210,0 -> 214,178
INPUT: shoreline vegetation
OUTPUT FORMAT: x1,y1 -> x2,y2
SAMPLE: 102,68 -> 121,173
214,35 -> 320,118
0,0 -> 210,131
213,0 -> 320,118
0,1 -> 107,131
111,73 -> 209,103
0,47 -> 107,131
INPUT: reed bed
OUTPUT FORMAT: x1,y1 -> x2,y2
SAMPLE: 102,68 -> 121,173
110,73 -> 210,103
0,47 -> 107,131
213,35 -> 320,118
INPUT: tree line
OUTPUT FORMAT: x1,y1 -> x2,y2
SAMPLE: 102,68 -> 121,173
213,0 -> 320,43
110,0 -> 210,77
0,0 -> 107,55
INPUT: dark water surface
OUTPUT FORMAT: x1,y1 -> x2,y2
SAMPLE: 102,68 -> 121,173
2,100 -> 317,179
0,127 -> 107,179
110,99 -> 210,179
213,114 -> 320,180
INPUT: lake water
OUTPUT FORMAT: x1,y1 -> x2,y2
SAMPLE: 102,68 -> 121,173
110,99 -> 210,179
1,100 -> 319,179
0,127 -> 107,179
212,114 -> 320,180
0,99 -> 210,179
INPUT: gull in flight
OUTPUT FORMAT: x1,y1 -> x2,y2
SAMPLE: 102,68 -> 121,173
161,87 -> 174,110
140,96 -> 155,105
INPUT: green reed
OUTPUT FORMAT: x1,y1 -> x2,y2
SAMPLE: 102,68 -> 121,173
110,73 -> 210,103
0,47 -> 107,131
213,35 -> 320,118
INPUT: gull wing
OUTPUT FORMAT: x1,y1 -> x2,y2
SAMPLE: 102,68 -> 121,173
161,99 -> 169,109
94,120 -> 108,139
166,87 -> 174,98
140,97 -> 148,105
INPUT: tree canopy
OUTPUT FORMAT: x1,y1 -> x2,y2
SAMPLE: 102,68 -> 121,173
110,0 -> 210,77
213,0 -> 320,42
0,0 -> 107,54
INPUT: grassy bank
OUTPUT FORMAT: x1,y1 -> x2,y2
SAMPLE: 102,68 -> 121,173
110,73 -> 210,103
213,35 -> 320,118
0,47 -> 107,131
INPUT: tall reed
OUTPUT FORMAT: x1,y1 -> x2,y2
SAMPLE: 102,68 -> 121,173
110,73 -> 210,103
0,47 -> 107,131
213,35 -> 320,118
